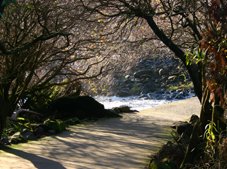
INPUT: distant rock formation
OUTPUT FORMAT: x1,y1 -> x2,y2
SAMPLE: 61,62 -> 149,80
109,56 -> 194,99
111,105 -> 138,114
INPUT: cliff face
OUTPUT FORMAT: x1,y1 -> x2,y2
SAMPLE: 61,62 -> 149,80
84,55 -> 194,99
108,56 -> 194,99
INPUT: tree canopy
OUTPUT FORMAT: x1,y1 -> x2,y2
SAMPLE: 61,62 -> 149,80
0,0 -> 226,167
0,0 -> 108,136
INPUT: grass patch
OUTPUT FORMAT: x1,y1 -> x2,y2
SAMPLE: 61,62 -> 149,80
167,82 -> 193,91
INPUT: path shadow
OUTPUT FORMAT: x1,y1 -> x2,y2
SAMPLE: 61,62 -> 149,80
1,146 -> 66,169
0,113 -> 173,169
46,115 -> 172,168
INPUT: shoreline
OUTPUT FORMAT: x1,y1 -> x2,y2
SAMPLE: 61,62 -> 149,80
96,95 -> 196,111
139,97 -> 201,122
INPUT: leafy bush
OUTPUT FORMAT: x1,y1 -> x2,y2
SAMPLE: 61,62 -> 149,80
3,117 -> 33,136
43,119 -> 66,134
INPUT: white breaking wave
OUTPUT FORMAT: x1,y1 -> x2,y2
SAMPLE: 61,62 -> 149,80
95,96 -> 170,111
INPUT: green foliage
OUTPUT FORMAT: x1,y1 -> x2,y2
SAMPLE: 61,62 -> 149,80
22,86 -> 59,112
3,117 -> 33,136
1,117 -> 35,144
167,82 -> 193,91
185,48 -> 207,65
43,119 -> 66,133
2,115 -> 81,144
204,121 -> 219,158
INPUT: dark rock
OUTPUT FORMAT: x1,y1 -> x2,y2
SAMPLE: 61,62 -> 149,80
171,114 -> 200,146
172,121 -> 192,136
134,69 -> 155,79
112,106 -> 138,114
103,109 -> 122,117
0,137 -> 10,145
33,124 -> 47,137
64,117 -> 80,125
189,114 -> 200,124
48,130 -> 57,135
21,130 -> 36,140
47,96 -> 119,119
116,91 -> 131,97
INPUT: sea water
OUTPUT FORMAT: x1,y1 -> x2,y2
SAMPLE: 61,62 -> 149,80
95,96 -> 170,111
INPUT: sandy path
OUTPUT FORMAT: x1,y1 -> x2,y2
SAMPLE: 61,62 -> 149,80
0,97 -> 201,169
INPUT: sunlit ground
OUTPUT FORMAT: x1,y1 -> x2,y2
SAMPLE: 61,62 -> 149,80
0,97 -> 200,169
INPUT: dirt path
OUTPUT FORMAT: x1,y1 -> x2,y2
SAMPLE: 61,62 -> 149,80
0,97 -> 201,169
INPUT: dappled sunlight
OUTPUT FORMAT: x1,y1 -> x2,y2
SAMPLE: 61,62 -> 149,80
0,115 -> 170,169
0,98 -> 200,169
27,117 -> 170,168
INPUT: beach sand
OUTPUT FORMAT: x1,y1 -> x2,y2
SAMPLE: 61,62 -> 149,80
0,97 -> 201,169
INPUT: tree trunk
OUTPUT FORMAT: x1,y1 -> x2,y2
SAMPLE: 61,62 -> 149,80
143,11 -> 226,168
144,16 -> 203,101
0,97 -> 10,138
0,110 -> 7,138
199,87 -> 212,131
0,96 -> 15,138
200,86 -> 226,132
143,16 -> 223,133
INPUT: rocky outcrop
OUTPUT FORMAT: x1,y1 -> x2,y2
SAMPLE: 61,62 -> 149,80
109,56 -> 194,99
111,106 -> 138,114
47,96 -> 121,119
